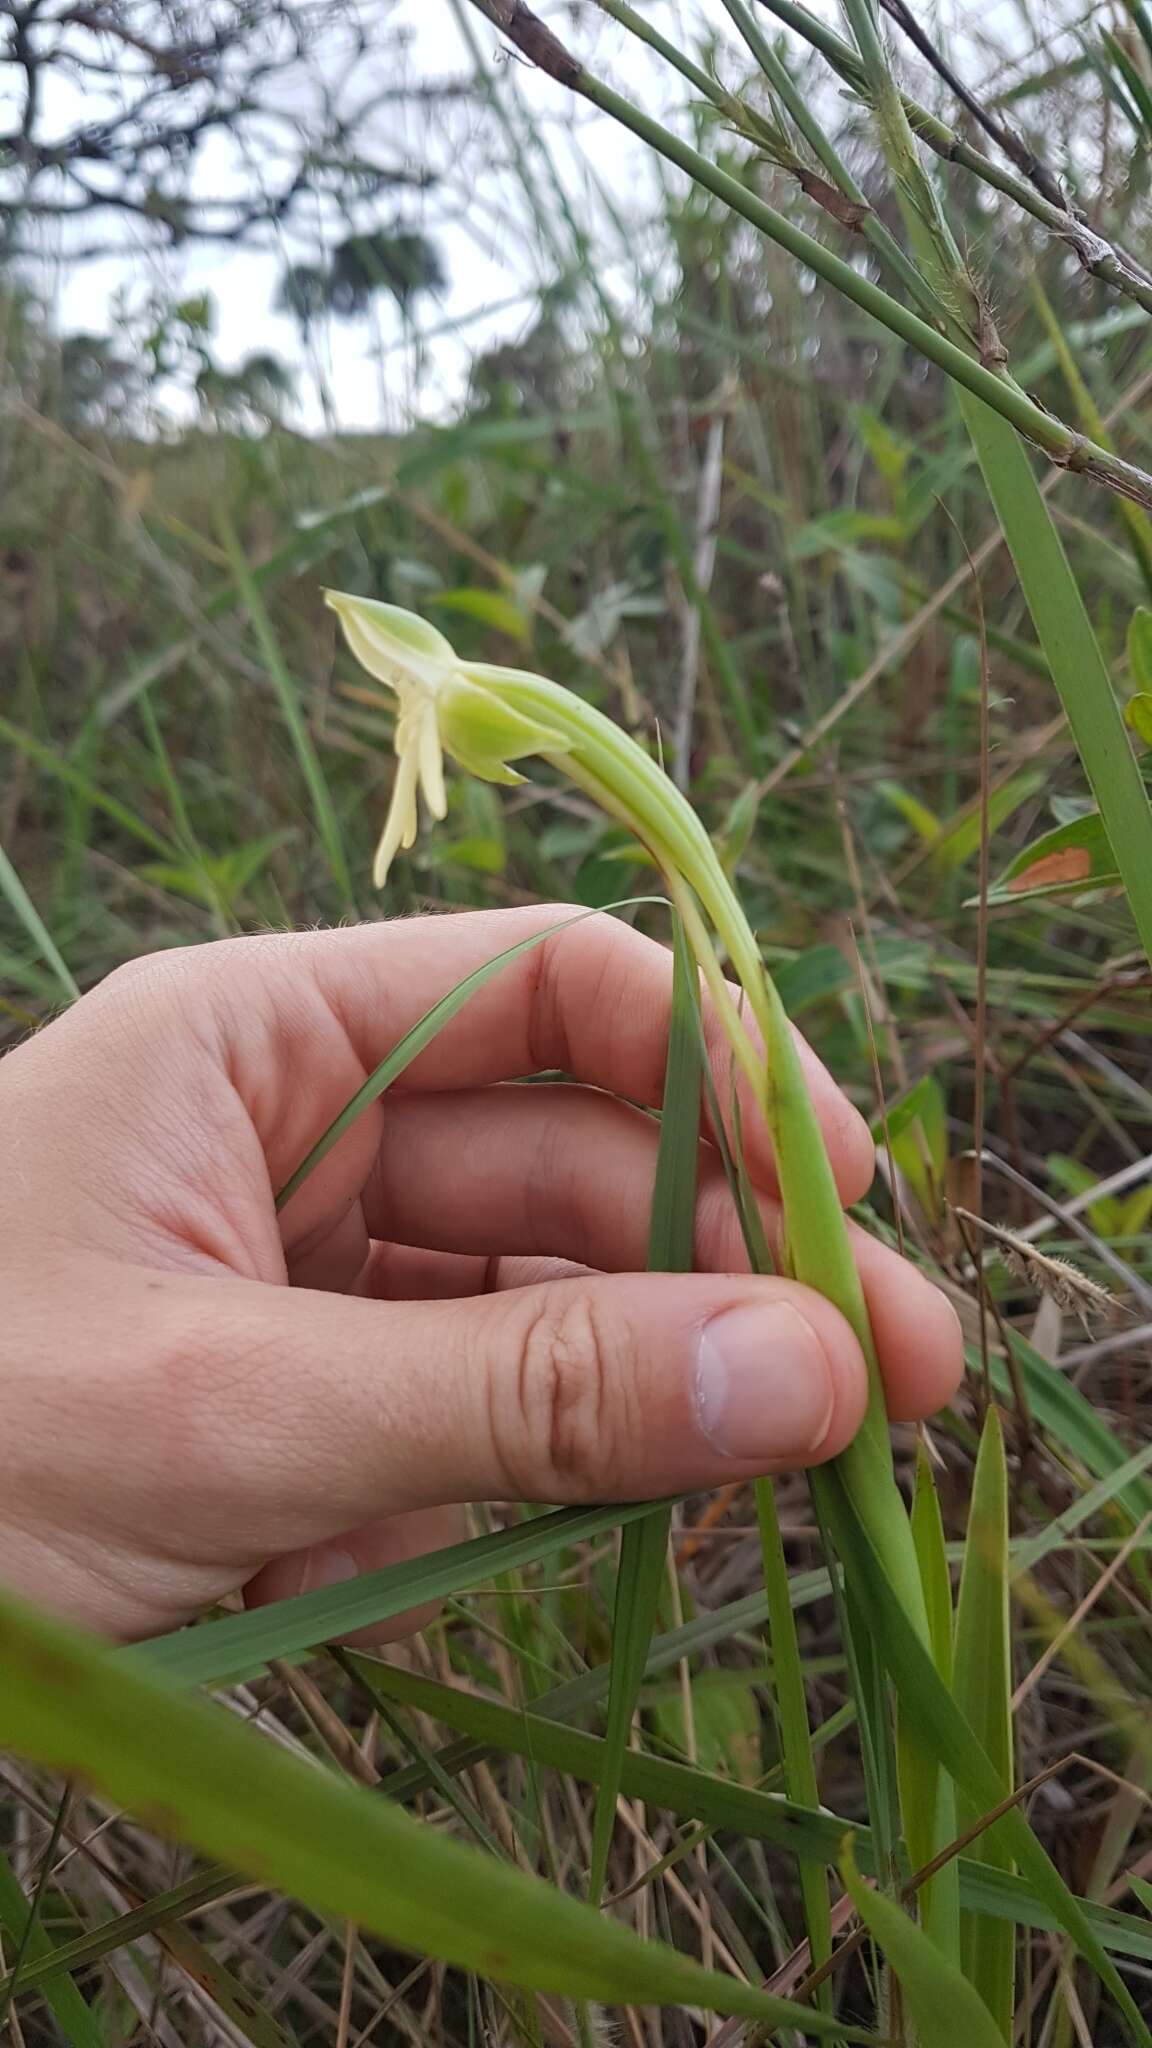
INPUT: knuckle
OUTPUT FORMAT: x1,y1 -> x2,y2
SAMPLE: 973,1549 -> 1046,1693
506,1286 -> 628,1498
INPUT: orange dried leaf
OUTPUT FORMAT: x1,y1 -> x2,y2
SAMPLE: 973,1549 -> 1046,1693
1006,846 -> 1093,893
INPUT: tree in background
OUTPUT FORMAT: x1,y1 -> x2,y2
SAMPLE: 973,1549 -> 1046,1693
0,0 -> 438,259
276,226 -> 446,329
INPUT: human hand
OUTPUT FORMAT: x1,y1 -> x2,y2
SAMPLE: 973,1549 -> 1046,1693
0,908 -> 963,1641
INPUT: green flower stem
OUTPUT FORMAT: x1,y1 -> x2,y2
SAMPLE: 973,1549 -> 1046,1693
467,667 -> 931,1640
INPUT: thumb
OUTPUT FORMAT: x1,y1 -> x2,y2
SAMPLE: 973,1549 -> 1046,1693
212,1271 -> 872,1544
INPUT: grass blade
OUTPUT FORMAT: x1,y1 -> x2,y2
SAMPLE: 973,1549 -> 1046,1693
588,911 -> 702,1902
818,1467 -> 1151,2045
219,519 -> 355,911
953,1409 -> 1015,2037
0,1582 -> 869,2038
959,392 -> 1152,966
902,1448 -> 960,1956
0,1843 -> 104,2048
841,1841 -> 1006,2048
756,1483 -> 835,1988
0,841 -> 79,1003
275,896 -> 665,1211
130,1498 -> 678,1687
352,1659 -> 1152,1966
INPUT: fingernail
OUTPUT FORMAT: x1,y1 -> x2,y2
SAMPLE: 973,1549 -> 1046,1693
303,1547 -> 359,1593
695,1303 -> 835,1461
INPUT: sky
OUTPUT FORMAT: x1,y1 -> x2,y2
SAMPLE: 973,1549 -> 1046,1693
41,1 -> 666,428
34,0 -> 1057,431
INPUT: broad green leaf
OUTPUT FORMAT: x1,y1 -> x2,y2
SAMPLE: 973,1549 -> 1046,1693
855,406 -> 910,494
1046,1153 -> 1123,1239
0,1581 -> 862,2036
841,1843 -> 1005,2048
649,1677 -> 761,1783
419,832 -> 507,875
138,831 -> 291,912
431,586 -> 532,645
874,1074 -> 947,1223
588,914 -> 701,1901
954,1410 -> 1015,2038
982,811 -> 1119,907
1130,1875 -> 1152,1914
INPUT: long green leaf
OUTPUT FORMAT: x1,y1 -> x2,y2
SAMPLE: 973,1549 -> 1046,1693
0,1580 -> 864,2036
0,1846 -> 104,2048
953,1409 -> 1015,2037
904,1448 -> 959,1957
353,1659 -> 1152,1966
756,1482 -> 834,1987
220,519 -> 354,911
0,1867 -> 237,2000
0,842 -> 79,1003
841,1843 -> 1005,2048
275,896 -> 665,1210
818,1467 -> 1151,2044
131,1498 -> 675,1687
959,391 -> 1152,965
588,915 -> 701,1899
12,1656 -> 1152,2003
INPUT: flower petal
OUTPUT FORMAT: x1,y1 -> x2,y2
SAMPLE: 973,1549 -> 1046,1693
325,590 -> 456,692
372,744 -> 420,889
440,675 -> 568,777
417,702 -> 448,820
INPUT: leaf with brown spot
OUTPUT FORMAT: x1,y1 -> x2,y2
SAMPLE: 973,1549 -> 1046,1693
1006,845 -> 1093,892
979,810 -> 1120,906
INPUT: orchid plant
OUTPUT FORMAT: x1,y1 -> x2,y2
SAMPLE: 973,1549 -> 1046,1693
324,587 -> 929,1634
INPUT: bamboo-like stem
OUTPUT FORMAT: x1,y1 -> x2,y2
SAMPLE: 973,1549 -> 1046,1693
599,0 -> 962,339
753,0 -> 1152,318
467,0 -> 1152,512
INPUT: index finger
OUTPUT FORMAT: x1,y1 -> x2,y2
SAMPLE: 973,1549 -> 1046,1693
228,906 -> 874,1204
